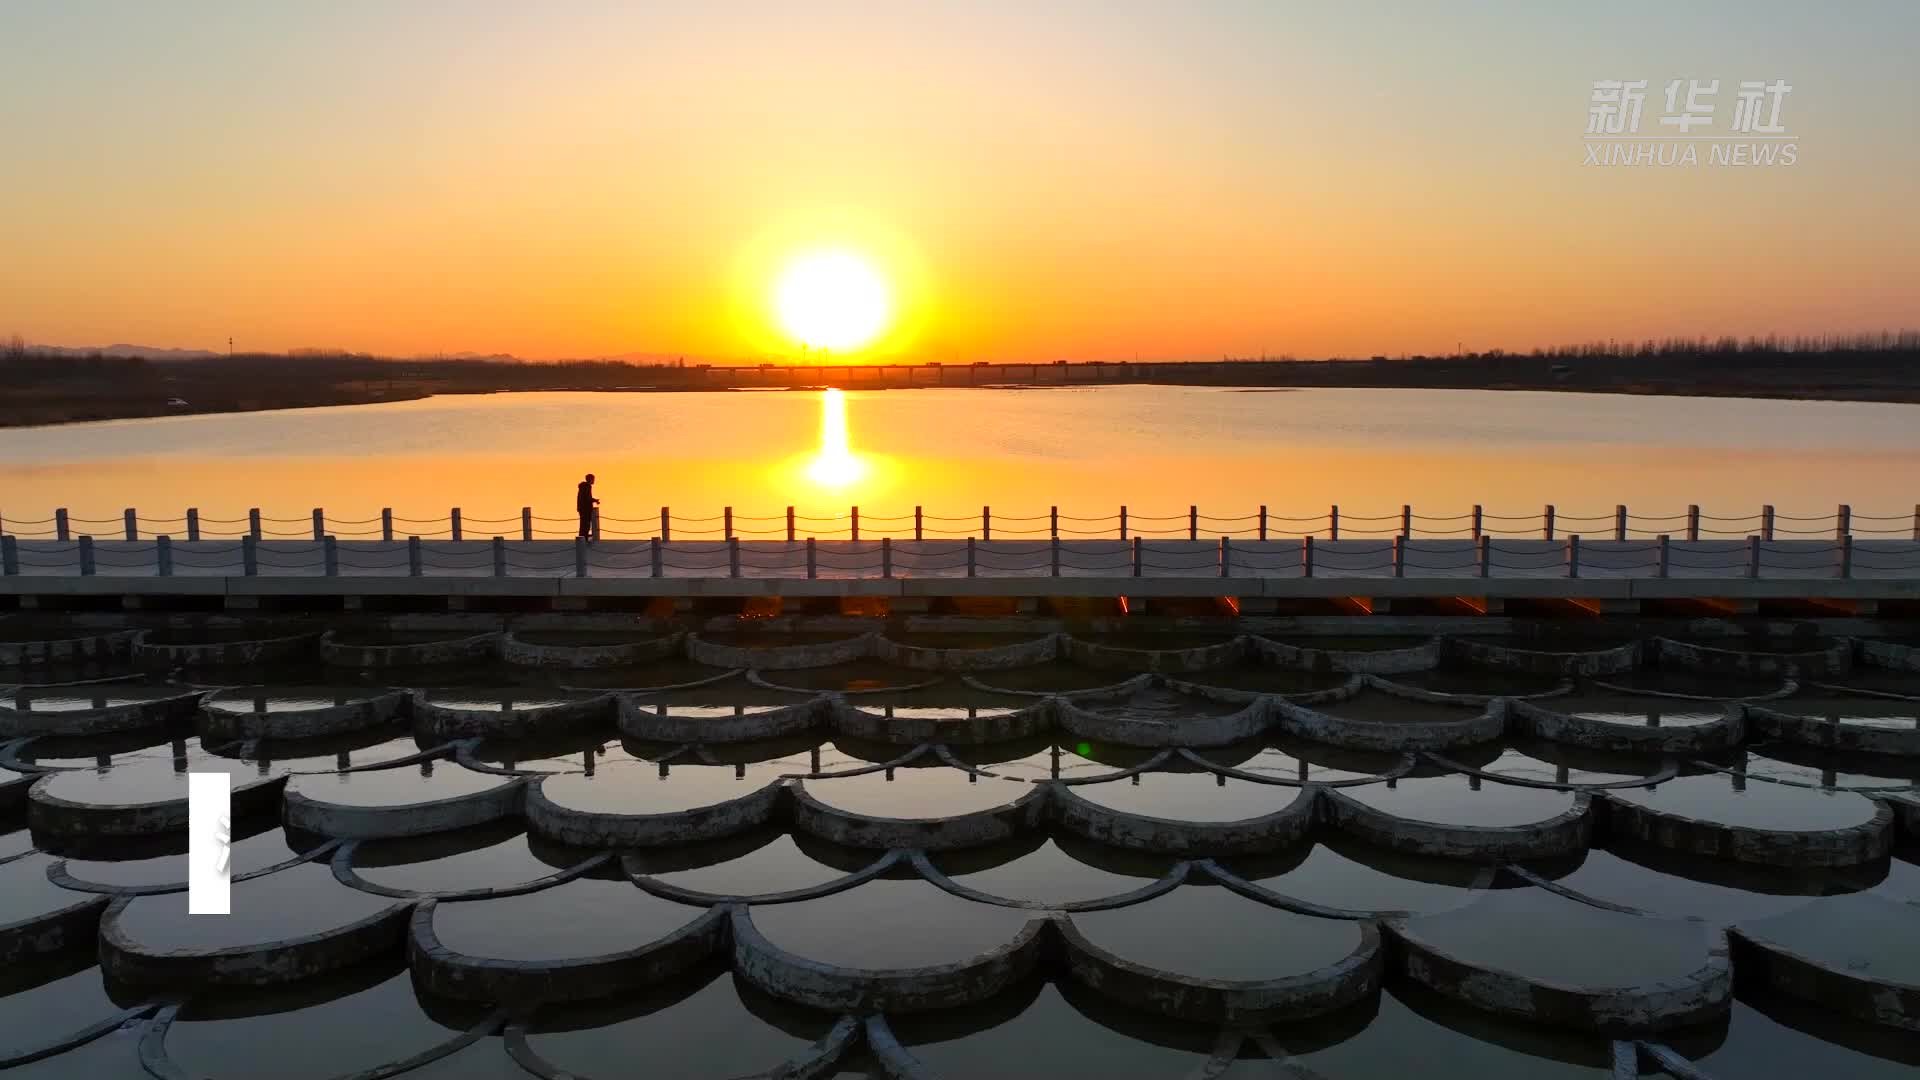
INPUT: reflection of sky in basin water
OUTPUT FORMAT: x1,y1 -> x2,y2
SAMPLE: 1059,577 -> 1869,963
801,768 -> 1029,819
1193,740 -> 1399,783
203,688 -> 380,713
894,981 -> 1211,1080
0,965 -> 124,1051
934,838 -> 1165,907
1554,696 -> 1725,728
1339,774 -> 1577,827
1071,884 -> 1363,982
6,688 -> 180,712
1315,693 -> 1482,725
63,828 -> 309,888
1471,747 -> 1655,786
165,972 -> 467,1080
540,764 -> 786,815
1766,697 -> 1920,730
750,878 -> 1032,970
285,762 -> 513,807
1068,771 -> 1310,822
112,863 -> 398,951
0,854 -> 99,923
1227,841 -> 1484,915
640,833 -> 858,897
1741,748 -> 1920,789
351,831 -> 563,894
1544,848 -> 1845,926
1401,888 -> 1711,987
432,877 -> 705,961
1608,774 -> 1883,831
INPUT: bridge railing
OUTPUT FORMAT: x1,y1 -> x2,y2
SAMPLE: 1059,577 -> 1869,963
2,504 -> 1916,544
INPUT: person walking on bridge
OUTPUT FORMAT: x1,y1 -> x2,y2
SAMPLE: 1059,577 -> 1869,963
577,473 -> 600,543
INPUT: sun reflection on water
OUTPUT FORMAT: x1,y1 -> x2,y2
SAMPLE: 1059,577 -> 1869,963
806,388 -> 866,488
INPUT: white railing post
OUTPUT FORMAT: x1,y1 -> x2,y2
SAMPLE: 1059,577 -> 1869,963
1747,535 -> 1761,579
1686,505 -> 1699,542
1657,534 -> 1670,578
243,535 -> 258,576
311,508 -> 324,541
1614,504 -> 1627,541
381,508 -> 393,541
1565,534 -> 1579,578
1836,504 -> 1851,541
521,507 -> 533,542
493,537 -> 507,577
450,508 -> 462,542
1761,505 -> 1774,541
124,508 -> 137,541
156,535 -> 172,576
186,509 -> 200,541
409,536 -> 423,577
1471,505 -> 1483,540
1542,504 -> 1555,541
1476,534 -> 1490,577
55,508 -> 70,541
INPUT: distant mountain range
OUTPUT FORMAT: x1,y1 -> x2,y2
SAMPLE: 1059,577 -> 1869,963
25,343 -> 224,361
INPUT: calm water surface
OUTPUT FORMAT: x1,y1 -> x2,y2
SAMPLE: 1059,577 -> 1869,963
5,386 -> 1918,527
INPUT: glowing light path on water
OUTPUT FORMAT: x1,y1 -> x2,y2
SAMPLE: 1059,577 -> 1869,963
807,388 -> 865,487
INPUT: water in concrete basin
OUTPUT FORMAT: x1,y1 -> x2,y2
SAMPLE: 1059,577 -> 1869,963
1172,665 -> 1351,696
749,877 -> 1033,970
1865,850 -> 1920,902
950,738 -> 1156,782
1766,695 -> 1920,729
969,662 -> 1148,693
1539,846 -> 1845,926
889,631 -> 1052,650
397,1037 -> 523,1079
35,749 -> 287,807
0,825 -> 33,860
1277,983 -> 1616,1078
432,875 -> 706,961
1313,691 -> 1483,725
1823,668 -> 1920,698
510,630 -> 672,648
1659,996 -> 1920,1078
1608,772 -> 1883,831
540,761 -> 784,816
5,685 -> 181,712
1469,744 -> 1659,786
63,826 -> 312,889
243,735 -> 425,775
1076,686 -> 1241,726
1066,770 -> 1312,822
464,733 -> 667,774
1549,694 -> 1726,728
697,736 -> 863,773
931,836 -> 1174,907
1192,736 -> 1402,783
1069,882 -> 1363,982
1397,886 -> 1712,987
165,968 -> 471,1080
1338,773 -> 1578,827
1264,635 -> 1432,653
626,700 -> 802,719
1741,745 -> 1920,789
1224,838 -> 1486,915
801,768 -> 1030,819
141,625 -> 316,645
349,826 -> 578,894
1672,634 -> 1839,656
0,960 -> 125,1049
1453,634 -> 1638,653
525,966 -> 836,1078
752,661 -> 934,692
842,702 -> 1026,725
285,760 -> 513,807
561,659 -> 752,689
1734,891 -> 1920,985
1388,668 -> 1566,698
700,630 -> 865,649
890,979 -> 1213,1080
111,863 -> 398,952
1596,670 -> 1784,699
632,831 -> 872,897
416,688 -> 581,711
202,686 -> 384,713
1079,633 -> 1240,652
0,1028 -> 149,1078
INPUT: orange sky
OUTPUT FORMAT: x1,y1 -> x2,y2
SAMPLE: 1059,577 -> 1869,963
2,4 -> 1915,362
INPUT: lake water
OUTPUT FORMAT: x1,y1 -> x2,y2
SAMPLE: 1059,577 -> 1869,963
4,387 -> 1917,533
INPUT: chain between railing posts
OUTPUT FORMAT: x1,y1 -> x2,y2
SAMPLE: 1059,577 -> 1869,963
1657,535 -> 1670,578
521,508 -> 533,542
186,509 -> 200,541
312,509 -> 324,541
650,537 -> 663,578
244,535 -> 259,576
723,507 -> 733,541
1839,534 -> 1852,579
966,537 -> 977,578
1400,505 -> 1411,538
881,537 -> 892,578
806,537 -> 818,579
1392,535 -> 1405,577
1329,505 -> 1339,541
79,535 -> 96,576
156,535 -> 172,576
409,536 -> 423,577
1614,505 -> 1627,541
660,507 -> 671,543
572,537 -> 585,579
914,506 -> 922,541
55,508 -> 70,541
323,535 -> 339,577
1258,506 -> 1268,541
0,535 -> 15,576
1565,534 -> 1579,578
788,506 -> 797,543
1836,504 -> 1850,541
382,509 -> 394,542
1050,537 -> 1061,577
1189,506 -> 1198,541
450,509 -> 462,542
1219,537 -> 1231,577
729,536 -> 741,578
1476,535 -> 1490,578
1747,535 -> 1760,579
1543,505 -> 1555,541
493,537 -> 507,577
1131,536 -> 1142,577
983,506 -> 991,541
1302,535 -> 1315,577
850,506 -> 859,542
123,508 -> 137,541
1686,505 -> 1700,542
1119,506 -> 1128,541
1761,506 -> 1774,541
1471,505 -> 1482,540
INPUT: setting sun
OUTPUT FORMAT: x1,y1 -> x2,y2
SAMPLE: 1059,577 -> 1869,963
773,250 -> 891,353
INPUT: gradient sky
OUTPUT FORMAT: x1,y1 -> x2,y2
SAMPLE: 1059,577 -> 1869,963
2,1 -> 1915,362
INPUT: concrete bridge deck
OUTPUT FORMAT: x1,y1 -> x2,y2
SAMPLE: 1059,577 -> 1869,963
3,539 -> 1917,610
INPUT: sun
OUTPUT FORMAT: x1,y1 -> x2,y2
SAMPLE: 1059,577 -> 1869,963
773,249 -> 891,352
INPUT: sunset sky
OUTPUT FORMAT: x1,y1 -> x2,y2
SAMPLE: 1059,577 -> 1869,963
3,2 -> 1915,363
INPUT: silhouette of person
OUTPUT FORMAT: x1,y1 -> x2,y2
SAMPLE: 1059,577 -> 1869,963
577,474 -> 600,542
